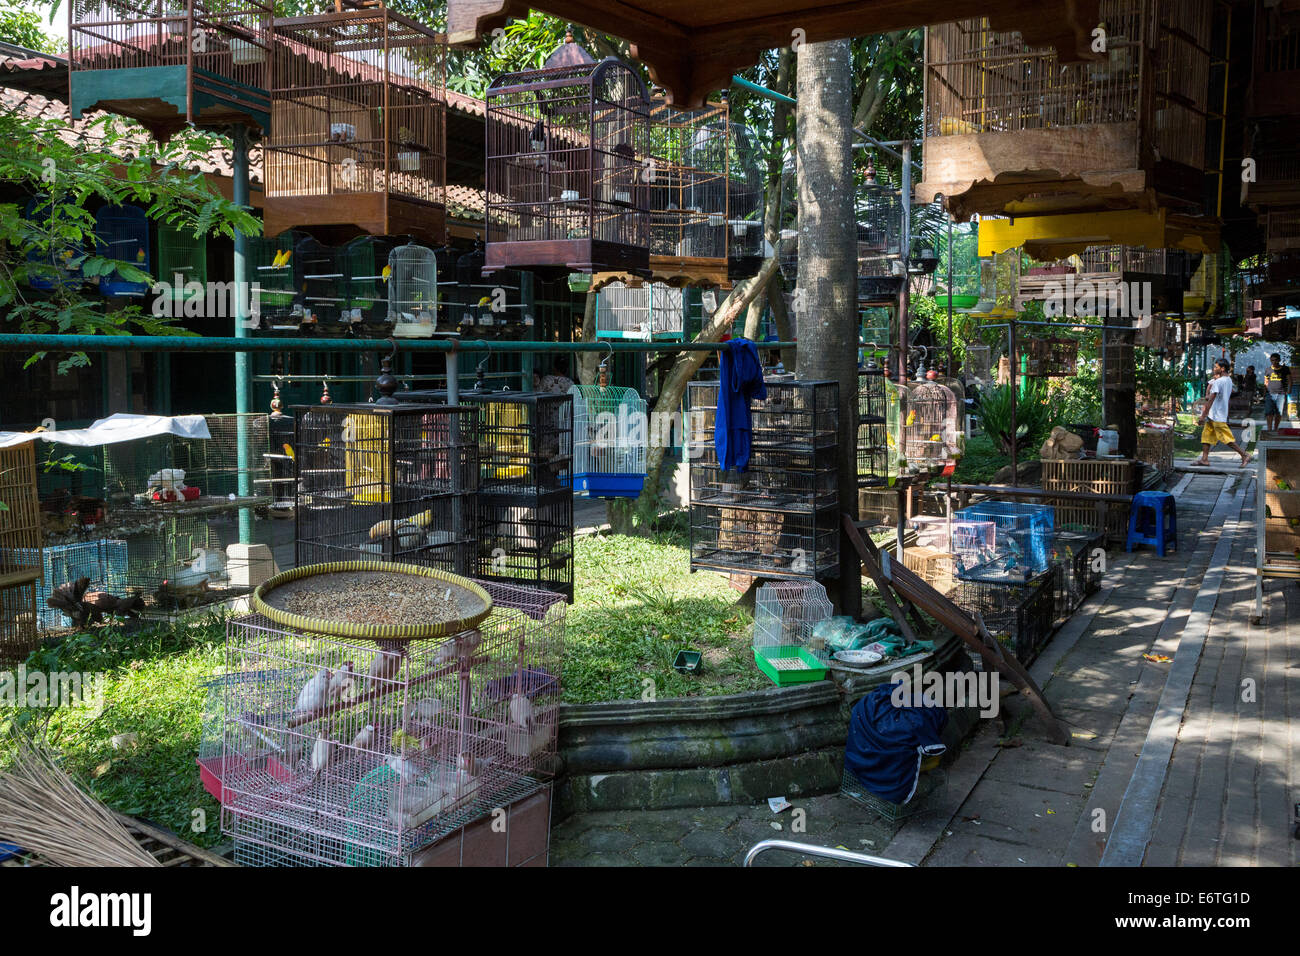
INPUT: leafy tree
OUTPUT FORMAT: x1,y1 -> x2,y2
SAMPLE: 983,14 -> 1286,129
0,0 -> 60,53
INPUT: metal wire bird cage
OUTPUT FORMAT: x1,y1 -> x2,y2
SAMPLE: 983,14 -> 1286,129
953,500 -> 1054,577
156,223 -> 206,302
292,235 -> 348,331
264,8 -> 447,243
218,578 -> 564,867
752,579 -> 834,684
727,121 -> 766,281
387,242 -> 439,338
93,205 -> 151,297
484,37 -> 651,275
595,281 -> 685,340
646,99 -> 728,268
858,161 -> 902,256
341,235 -> 398,331
398,388 -> 574,600
569,383 -> 647,498
69,0 -> 275,135
688,380 -> 839,580
964,343 -> 993,383
248,230 -> 303,329
955,569 -> 1056,664
293,403 -> 479,577
857,360 -> 889,486
22,197 -> 83,293
901,380 -> 960,466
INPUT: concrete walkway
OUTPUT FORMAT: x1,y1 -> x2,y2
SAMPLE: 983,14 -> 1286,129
552,447 -> 1295,866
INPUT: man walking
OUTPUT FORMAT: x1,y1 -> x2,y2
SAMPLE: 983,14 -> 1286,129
1196,359 -> 1251,467
1265,352 -> 1291,432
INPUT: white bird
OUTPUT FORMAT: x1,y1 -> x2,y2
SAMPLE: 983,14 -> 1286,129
405,698 -> 442,723
435,630 -> 481,666
509,692 -> 533,729
329,662 -> 356,698
367,650 -> 401,691
351,724 -> 375,751
310,734 -> 335,774
386,753 -> 420,784
294,667 -> 333,715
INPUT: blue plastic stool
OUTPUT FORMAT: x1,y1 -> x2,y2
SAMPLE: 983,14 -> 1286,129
1126,491 -> 1177,556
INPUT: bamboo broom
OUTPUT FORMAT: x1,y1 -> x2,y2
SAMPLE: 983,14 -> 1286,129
0,739 -> 160,867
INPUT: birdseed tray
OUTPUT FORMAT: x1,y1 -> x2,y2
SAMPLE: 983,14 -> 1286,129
253,562 -> 492,641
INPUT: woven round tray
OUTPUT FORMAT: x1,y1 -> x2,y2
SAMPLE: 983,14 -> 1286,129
252,561 -> 492,641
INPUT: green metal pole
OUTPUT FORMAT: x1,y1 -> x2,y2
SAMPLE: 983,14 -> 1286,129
232,124 -> 252,542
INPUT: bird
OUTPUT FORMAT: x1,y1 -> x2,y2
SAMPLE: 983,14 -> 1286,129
405,698 -> 442,723
435,630 -> 481,666
48,577 -> 93,627
381,264 -> 391,283
294,667 -> 333,716
367,649 -> 402,691
508,692 -> 533,729
329,662 -> 356,698
271,248 -> 292,269
529,119 -> 546,153
310,734 -> 335,775
477,295 -> 493,307
351,724 -> 375,751
905,410 -> 916,427
81,591 -> 144,624
282,442 -> 295,461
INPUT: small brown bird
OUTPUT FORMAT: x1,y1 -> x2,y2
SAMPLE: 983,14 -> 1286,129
82,591 -> 144,624
48,576 -> 92,627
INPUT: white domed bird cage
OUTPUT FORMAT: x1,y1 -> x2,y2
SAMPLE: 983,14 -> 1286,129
569,371 -> 647,498
753,579 -> 834,682
595,281 -> 685,340
727,121 -> 766,281
388,243 -> 439,338
902,379 -> 960,466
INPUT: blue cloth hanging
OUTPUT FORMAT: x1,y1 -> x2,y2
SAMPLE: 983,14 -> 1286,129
715,338 -> 766,473
844,683 -> 948,805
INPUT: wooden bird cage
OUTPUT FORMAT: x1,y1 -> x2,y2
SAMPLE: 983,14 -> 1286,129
727,121 -> 765,281
1249,0 -> 1300,118
93,204 -> 151,298
264,8 -> 447,244
387,242 -> 439,338
919,0 -> 1214,219
484,38 -> 651,276
1020,337 -> 1079,377
644,99 -> 728,284
0,442 -> 42,664
69,0 -> 274,136
1020,245 -> 1191,315
156,223 -> 207,301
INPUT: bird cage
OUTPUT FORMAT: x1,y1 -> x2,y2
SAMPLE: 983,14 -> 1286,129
901,380 -> 959,465
248,231 -> 303,329
93,205 -> 151,298
264,7 -> 447,244
727,121 -> 766,281
445,266 -> 531,338
340,235 -> 394,330
293,403 -> 479,577
387,242 -> 439,338
778,230 -> 798,283
219,579 -> 564,867
752,580 -> 834,685
964,343 -> 993,383
1020,337 -> 1079,377
569,382 -> 647,498
596,281 -> 685,340
858,161 -> 902,256
920,1 -> 1212,217
954,500 -> 1054,575
18,540 -> 128,631
955,570 -> 1056,663
69,0 -> 274,136
155,224 -> 207,302
646,99 -> 728,273
398,388 -> 575,600
484,37 -> 651,275
292,236 -> 349,331
857,360 -> 889,486
22,197 -> 83,292
0,442 -> 42,662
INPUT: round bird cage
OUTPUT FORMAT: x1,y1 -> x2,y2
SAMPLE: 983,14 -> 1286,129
569,382 -> 647,498
883,378 -> 909,475
727,121 -> 766,280
485,37 -> 651,275
388,243 -> 439,338
857,160 -> 902,257
902,379 -> 959,466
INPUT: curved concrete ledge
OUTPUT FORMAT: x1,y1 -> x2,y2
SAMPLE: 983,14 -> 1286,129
554,632 -> 971,815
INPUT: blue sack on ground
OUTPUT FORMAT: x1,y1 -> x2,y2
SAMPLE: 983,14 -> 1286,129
844,683 -> 948,805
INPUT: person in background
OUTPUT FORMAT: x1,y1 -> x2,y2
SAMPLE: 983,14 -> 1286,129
1265,352 -> 1291,432
533,358 -> 575,395
1244,364 -> 1258,397
1196,358 -> 1251,467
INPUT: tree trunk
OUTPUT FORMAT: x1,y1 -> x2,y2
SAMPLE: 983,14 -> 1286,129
576,290 -> 600,386
796,38 -> 861,617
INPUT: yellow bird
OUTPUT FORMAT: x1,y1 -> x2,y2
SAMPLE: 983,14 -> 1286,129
885,431 -> 896,449
381,265 -> 391,283
905,410 -> 916,427
272,248 -> 292,269
477,295 -> 493,307
282,442 -> 294,461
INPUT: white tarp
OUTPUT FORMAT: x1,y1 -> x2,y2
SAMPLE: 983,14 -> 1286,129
0,413 -> 212,449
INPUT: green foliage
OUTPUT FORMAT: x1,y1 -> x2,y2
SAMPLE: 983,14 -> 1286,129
947,432 -> 1006,485
976,380 -> 1064,455
0,110 -> 259,370
0,0 -> 59,52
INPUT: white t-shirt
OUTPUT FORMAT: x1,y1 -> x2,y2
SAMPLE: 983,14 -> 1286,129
1206,375 -> 1233,423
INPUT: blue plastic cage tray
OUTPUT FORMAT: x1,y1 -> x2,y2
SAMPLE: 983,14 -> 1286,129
572,473 -> 645,498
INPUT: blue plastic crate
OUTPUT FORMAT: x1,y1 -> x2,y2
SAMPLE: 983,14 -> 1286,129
13,540 -> 129,629
573,473 -> 645,498
954,501 -> 1053,572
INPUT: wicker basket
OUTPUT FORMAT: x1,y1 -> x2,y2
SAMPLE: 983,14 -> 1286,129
1136,427 -> 1174,475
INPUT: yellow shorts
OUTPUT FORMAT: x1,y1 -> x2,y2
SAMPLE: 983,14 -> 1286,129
1201,421 -> 1235,445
